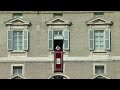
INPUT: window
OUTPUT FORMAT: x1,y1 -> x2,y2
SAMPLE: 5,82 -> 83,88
89,29 -> 110,51
13,31 -> 23,50
7,30 -> 28,51
53,13 -> 63,17
93,63 -> 106,75
94,31 -> 104,50
48,28 -> 69,51
13,13 -> 23,18
94,12 -> 104,17
95,66 -> 104,74
13,66 -> 22,75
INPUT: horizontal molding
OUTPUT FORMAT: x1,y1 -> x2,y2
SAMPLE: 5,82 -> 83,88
0,55 -> 119,62
0,11 -> 114,14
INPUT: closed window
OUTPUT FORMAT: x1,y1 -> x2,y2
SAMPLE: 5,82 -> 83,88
94,31 -> 104,50
89,29 -> 110,51
13,13 -> 23,18
95,66 -> 104,74
13,66 -> 22,75
13,31 -> 23,50
7,30 -> 28,51
94,12 -> 104,17
53,13 -> 63,17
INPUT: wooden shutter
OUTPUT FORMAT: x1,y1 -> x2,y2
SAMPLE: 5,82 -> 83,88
89,29 -> 94,50
48,27 -> 53,50
23,29 -> 28,50
105,28 -> 110,50
7,30 -> 13,50
63,29 -> 69,50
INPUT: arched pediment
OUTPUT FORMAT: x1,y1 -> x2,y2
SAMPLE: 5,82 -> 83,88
5,18 -> 31,26
48,73 -> 70,79
86,17 -> 113,25
46,17 -> 72,25
90,74 -> 110,79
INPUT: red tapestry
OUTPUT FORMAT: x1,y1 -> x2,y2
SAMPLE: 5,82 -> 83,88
54,50 -> 63,72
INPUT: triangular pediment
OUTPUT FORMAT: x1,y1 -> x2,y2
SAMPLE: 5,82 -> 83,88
10,75 -> 24,79
46,17 -> 72,25
5,18 -> 31,26
90,74 -> 110,79
86,17 -> 113,25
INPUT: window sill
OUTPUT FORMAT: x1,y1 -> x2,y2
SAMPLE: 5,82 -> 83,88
91,50 -> 107,53
49,50 -> 66,53
11,50 -> 26,53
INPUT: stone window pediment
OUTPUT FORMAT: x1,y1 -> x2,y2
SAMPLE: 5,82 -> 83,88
91,74 -> 110,79
46,17 -> 72,25
86,17 -> 113,25
5,18 -> 31,26
10,75 -> 24,79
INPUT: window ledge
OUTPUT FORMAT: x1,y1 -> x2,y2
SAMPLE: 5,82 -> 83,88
49,50 -> 66,53
11,50 -> 26,53
92,50 -> 107,53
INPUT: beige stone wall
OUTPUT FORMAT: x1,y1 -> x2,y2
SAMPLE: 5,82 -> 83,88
0,61 -> 119,79
0,11 -> 120,79
0,11 -> 119,57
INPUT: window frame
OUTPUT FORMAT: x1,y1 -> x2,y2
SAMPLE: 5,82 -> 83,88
94,30 -> 105,51
89,27 -> 111,53
12,13 -> 23,18
53,13 -> 63,18
7,28 -> 28,52
48,26 -> 70,51
93,63 -> 106,75
13,31 -> 23,51
11,64 -> 25,76
94,12 -> 104,17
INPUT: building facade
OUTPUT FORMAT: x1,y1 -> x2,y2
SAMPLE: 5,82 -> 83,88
0,11 -> 120,79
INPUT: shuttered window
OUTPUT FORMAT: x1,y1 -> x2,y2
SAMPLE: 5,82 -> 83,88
7,30 -> 28,51
89,29 -> 110,51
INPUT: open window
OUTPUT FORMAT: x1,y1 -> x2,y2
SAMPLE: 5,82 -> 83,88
46,17 -> 71,51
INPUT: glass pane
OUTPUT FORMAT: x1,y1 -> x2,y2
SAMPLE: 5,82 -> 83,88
94,31 -> 98,36
13,68 -> 17,74
54,31 -> 58,35
19,32 -> 23,35
95,66 -> 104,74
95,46 -> 99,50
19,46 -> 22,50
95,36 -> 98,41
13,46 -> 17,50
100,31 -> 104,36
13,66 -> 22,75
59,31 -> 62,35
13,32 -> 17,36
100,45 -> 104,50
